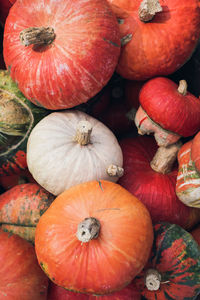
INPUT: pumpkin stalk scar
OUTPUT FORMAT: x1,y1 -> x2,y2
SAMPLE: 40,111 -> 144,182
74,120 -> 92,145
121,34 -> 132,46
106,164 -> 124,177
19,27 -> 56,46
145,268 -> 162,291
76,217 -> 101,243
178,80 -> 187,96
139,0 -> 162,22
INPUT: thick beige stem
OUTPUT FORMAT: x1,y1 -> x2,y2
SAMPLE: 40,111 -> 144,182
145,269 -> 162,291
20,27 -> 56,46
76,217 -> 100,243
150,141 -> 182,174
139,0 -> 162,22
177,80 -> 187,96
74,121 -> 92,145
107,164 -> 124,177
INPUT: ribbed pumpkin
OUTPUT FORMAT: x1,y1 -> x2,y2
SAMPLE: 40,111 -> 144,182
3,0 -> 121,110
119,136 -> 200,229
48,281 -> 141,300
0,183 -> 54,242
134,222 -> 200,300
0,229 -> 49,300
35,180 -> 153,295
107,0 -> 200,80
0,70 -> 49,176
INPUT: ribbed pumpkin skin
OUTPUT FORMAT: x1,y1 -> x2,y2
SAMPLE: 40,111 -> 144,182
0,229 -> 49,300
176,141 -> 200,208
119,136 -> 200,229
107,0 -> 200,80
48,281 -> 141,300
35,180 -> 153,295
0,183 -> 55,242
139,77 -> 200,137
134,223 -> 200,300
0,70 -> 49,176
3,0 -> 120,110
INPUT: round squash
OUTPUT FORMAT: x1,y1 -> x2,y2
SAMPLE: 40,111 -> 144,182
3,0 -> 121,110
27,110 -> 123,195
35,180 -> 153,295
0,229 -> 49,300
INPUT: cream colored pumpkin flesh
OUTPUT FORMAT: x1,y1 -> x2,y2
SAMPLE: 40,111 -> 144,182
27,110 -> 123,195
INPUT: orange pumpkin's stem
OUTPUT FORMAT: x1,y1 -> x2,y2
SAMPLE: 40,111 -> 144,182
76,217 -> 101,243
150,141 -> 182,174
19,27 -> 56,46
145,269 -> 161,291
177,80 -> 187,96
139,0 -> 162,22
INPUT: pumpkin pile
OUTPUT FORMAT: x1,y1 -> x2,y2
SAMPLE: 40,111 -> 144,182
0,0 -> 200,299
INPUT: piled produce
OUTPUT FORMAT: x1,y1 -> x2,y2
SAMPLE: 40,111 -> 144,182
0,0 -> 200,299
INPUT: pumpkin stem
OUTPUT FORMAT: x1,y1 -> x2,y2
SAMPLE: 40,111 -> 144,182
121,34 -> 133,46
177,80 -> 187,96
145,269 -> 161,291
106,164 -> 124,177
150,141 -> 182,174
139,0 -> 162,22
76,217 -> 101,243
74,121 -> 92,146
19,27 -> 56,46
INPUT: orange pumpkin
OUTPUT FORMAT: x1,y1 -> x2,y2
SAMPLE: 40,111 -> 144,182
35,180 -> 153,295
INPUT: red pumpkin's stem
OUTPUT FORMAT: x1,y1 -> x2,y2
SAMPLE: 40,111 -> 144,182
177,80 -> 187,96
76,217 -> 101,243
19,27 -> 56,46
106,164 -> 124,177
150,141 -> 182,174
139,0 -> 162,22
145,269 -> 161,291
74,120 -> 92,146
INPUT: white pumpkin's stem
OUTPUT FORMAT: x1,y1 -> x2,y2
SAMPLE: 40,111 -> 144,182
145,269 -> 162,291
177,80 -> 187,96
76,217 -> 101,243
139,0 -> 162,22
20,27 -> 56,46
150,141 -> 182,174
107,164 -> 124,177
74,120 -> 92,146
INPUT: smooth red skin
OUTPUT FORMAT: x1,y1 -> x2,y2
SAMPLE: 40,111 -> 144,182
3,0 -> 120,110
48,281 -> 141,300
125,80 -> 144,110
119,136 -> 200,229
0,150 -> 27,176
0,0 -> 16,26
107,0 -> 200,80
191,131 -> 200,173
139,77 -> 200,137
191,225 -> 200,245
0,229 -> 48,300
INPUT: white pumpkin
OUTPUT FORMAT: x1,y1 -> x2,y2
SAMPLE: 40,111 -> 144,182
27,110 -> 123,195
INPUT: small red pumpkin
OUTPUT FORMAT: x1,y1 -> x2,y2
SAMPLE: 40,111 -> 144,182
3,0 -> 121,110
48,281 -> 141,300
107,0 -> 200,80
134,222 -> 200,300
35,180 -> 153,295
119,136 -> 200,229
0,229 -> 49,299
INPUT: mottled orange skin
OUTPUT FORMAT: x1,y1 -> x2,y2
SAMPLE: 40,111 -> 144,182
3,0 -> 121,110
107,0 -> 200,80
0,229 -> 49,300
35,180 -> 153,295
191,131 -> 200,173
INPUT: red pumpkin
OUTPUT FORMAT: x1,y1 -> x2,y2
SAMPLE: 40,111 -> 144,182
134,222 -> 200,300
35,180 -> 153,295
3,0 -> 121,110
119,136 -> 200,229
0,229 -> 49,299
0,183 -> 55,242
48,281 -> 141,300
0,168 -> 36,190
107,0 -> 200,80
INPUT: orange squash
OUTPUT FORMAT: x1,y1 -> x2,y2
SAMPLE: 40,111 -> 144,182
35,180 -> 153,295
